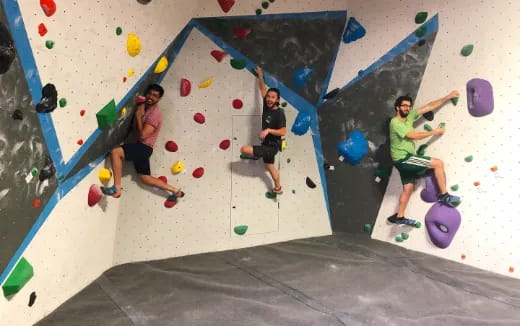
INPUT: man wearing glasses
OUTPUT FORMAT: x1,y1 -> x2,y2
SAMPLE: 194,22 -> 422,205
388,91 -> 460,225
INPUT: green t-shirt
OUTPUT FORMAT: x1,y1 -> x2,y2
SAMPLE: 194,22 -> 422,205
389,109 -> 420,160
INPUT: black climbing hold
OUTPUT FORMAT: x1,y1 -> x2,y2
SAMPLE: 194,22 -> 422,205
136,0 -> 152,4
423,111 -> 434,121
28,291 -> 37,307
0,21 -> 16,74
12,109 -> 23,120
262,2 -> 269,9
39,155 -> 56,182
36,83 -> 58,113
415,12 -> 428,24
306,177 -> 316,189
323,88 -> 339,100
323,162 -> 330,170
417,39 -> 426,47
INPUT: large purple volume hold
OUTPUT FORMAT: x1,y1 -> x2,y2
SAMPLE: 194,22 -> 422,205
466,78 -> 494,117
425,203 -> 461,249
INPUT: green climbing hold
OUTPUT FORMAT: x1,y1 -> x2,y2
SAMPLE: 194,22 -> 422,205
281,102 -> 287,107
424,124 -> 433,131
415,221 -> 422,228
461,44 -> 474,57
451,184 -> 459,191
45,40 -> 54,49
116,27 -> 122,36
417,144 -> 428,156
265,192 -> 277,199
96,99 -> 118,129
2,258 -> 33,297
375,169 -> 391,180
395,236 -> 404,243
218,21 -> 228,30
256,9 -> 262,15
364,224 -> 372,232
415,12 -> 428,24
451,97 -> 459,105
234,225 -> 248,235
230,58 -> 246,70
464,155 -> 473,162
58,175 -> 64,181
401,232 -> 409,240
440,122 -> 446,128
262,1 -> 269,9
31,168 -> 39,176
415,26 -> 427,37
59,98 -> 67,108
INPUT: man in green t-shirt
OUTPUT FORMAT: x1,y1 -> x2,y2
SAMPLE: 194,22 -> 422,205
388,91 -> 460,225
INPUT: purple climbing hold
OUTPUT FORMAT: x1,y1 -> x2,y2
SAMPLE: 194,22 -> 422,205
343,17 -> 366,44
294,67 -> 313,88
425,203 -> 461,249
420,169 -> 442,202
466,78 -> 494,117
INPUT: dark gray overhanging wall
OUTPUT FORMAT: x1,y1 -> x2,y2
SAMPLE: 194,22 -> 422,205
196,13 -> 346,105
0,5 -> 57,272
318,32 -> 437,233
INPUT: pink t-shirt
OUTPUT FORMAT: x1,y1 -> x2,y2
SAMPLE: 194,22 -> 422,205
139,105 -> 162,148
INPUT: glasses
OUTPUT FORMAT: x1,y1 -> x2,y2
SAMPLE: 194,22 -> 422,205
400,104 -> 411,108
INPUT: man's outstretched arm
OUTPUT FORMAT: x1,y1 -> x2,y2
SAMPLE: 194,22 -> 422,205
418,90 -> 459,115
255,66 -> 267,98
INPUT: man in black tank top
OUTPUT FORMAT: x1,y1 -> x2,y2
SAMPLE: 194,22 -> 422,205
240,67 -> 286,194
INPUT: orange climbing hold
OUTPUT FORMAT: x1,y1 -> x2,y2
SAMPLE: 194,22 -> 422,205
77,139 -> 84,145
490,166 -> 498,172
219,139 -> 230,150
211,50 -> 227,62
165,140 -> 178,152
38,23 -> 47,37
192,167 -> 204,178
194,112 -> 205,124
461,254 -> 466,260
40,0 -> 56,17
509,266 -> 515,273
217,0 -> 235,13
180,78 -> 191,97
232,99 -> 243,109
33,200 -> 41,208
88,184 -> 103,207
233,28 -> 251,40
80,109 -> 86,116
473,181 -> 480,187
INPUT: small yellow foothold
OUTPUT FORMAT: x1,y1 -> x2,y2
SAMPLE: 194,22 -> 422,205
121,107 -> 127,116
198,77 -> 214,88
98,168 -> 112,184
171,161 -> 184,174
281,139 -> 287,151
154,56 -> 168,73
126,33 -> 142,57
127,68 -> 135,77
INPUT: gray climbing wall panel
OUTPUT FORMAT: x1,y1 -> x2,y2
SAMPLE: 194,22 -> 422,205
196,12 -> 346,105
318,32 -> 437,233
0,5 -> 57,273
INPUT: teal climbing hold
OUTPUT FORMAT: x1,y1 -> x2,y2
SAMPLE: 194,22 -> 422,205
464,155 -> 473,162
234,225 -> 248,235
440,122 -> 446,128
364,224 -> 372,232
415,26 -> 427,37
417,144 -> 428,156
424,124 -> 433,131
451,97 -> 459,105
265,192 -> 277,199
45,40 -> 54,49
415,221 -> 422,228
401,232 -> 409,240
59,98 -> 67,108
30,168 -> 39,176
451,184 -> 459,191
115,27 -> 122,36
395,236 -> 404,243
461,44 -> 474,57
230,58 -> 246,70
415,12 -> 428,24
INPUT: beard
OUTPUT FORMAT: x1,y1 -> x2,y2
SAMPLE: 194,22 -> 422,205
398,109 -> 409,118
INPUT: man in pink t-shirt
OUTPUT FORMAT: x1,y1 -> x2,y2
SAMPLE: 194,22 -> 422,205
102,84 -> 184,203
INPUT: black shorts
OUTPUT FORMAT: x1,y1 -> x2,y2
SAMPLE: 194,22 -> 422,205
253,143 -> 279,164
122,142 -> 153,175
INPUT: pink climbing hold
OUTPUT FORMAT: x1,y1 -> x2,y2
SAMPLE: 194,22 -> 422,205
194,112 -> 205,124
217,0 -> 235,13
180,78 -> 191,97
38,23 -> 48,37
232,99 -> 243,109
165,140 -> 178,152
158,176 -> 167,183
233,28 -> 251,40
192,167 -> 204,178
136,95 -> 146,104
40,0 -> 56,17
219,139 -> 230,150
88,184 -> 103,207
164,199 -> 176,208
211,50 -> 228,62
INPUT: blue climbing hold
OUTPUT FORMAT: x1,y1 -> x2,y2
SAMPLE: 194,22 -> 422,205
294,67 -> 313,88
291,111 -> 311,136
343,17 -> 366,43
337,130 -> 368,165
287,158 -> 291,163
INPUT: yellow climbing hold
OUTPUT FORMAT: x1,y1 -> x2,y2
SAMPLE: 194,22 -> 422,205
127,68 -> 135,77
154,56 -> 168,73
126,33 -> 142,57
121,107 -> 127,116
98,168 -> 112,184
171,161 -> 184,174
198,77 -> 214,88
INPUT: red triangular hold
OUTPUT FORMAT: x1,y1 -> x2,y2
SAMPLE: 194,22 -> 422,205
217,0 -> 235,13
233,28 -> 252,40
40,0 -> 56,17
38,23 -> 48,37
88,184 -> 103,207
211,50 -> 228,62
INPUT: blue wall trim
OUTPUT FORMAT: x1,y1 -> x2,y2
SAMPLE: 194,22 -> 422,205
198,10 -> 347,21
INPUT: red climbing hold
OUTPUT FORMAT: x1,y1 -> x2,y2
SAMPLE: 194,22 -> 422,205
180,78 -> 191,97
211,50 -> 227,62
219,139 -> 230,150
88,184 -> 103,207
192,167 -> 204,178
77,139 -> 84,145
217,0 -> 235,13
123,77 -> 127,83
158,176 -> 167,183
40,0 -> 56,17
80,109 -> 86,116
194,112 -> 205,124
136,95 -> 146,104
232,99 -> 243,109
38,23 -> 47,37
165,140 -> 178,152
33,199 -> 41,208
233,28 -> 251,40
164,199 -> 176,208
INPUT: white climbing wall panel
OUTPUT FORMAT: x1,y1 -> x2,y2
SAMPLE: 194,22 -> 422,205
113,28 -> 331,265
342,0 -> 520,278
